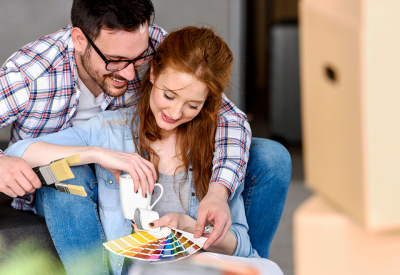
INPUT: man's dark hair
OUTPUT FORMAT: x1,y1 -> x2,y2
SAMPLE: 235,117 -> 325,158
71,0 -> 154,40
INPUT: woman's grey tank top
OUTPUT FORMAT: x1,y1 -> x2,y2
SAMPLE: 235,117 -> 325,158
151,170 -> 191,217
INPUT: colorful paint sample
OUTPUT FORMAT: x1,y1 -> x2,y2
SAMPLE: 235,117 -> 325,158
103,227 -> 207,263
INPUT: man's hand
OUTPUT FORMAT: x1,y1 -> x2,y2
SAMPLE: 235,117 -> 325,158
194,183 -> 232,249
0,155 -> 41,198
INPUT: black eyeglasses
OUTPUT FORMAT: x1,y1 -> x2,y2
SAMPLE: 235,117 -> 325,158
84,33 -> 156,72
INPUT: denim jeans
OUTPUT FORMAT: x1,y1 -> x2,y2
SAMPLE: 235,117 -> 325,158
35,138 -> 290,273
35,165 -> 109,275
244,138 -> 291,258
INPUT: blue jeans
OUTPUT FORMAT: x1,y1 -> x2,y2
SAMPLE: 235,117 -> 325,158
35,138 -> 290,273
244,138 -> 291,258
35,165 -> 108,275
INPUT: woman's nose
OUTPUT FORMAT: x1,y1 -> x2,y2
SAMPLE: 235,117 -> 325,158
169,103 -> 183,119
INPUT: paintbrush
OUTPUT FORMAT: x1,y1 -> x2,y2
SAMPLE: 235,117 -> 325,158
32,155 -> 87,197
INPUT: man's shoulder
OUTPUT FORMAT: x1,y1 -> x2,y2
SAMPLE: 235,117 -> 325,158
5,25 -> 74,82
149,24 -> 168,47
219,93 -> 247,119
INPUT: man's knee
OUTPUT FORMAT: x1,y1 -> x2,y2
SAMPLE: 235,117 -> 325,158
39,164 -> 98,205
248,138 -> 292,187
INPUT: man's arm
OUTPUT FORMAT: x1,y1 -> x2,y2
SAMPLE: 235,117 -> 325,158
195,94 -> 252,248
210,95 -> 251,198
0,59 -> 42,197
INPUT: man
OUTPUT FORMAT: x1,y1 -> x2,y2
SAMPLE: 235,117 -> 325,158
0,0 -> 291,274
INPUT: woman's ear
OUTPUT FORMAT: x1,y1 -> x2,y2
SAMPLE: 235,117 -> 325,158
71,27 -> 87,53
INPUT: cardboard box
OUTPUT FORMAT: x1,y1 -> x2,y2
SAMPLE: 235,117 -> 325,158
299,0 -> 400,232
294,195 -> 400,275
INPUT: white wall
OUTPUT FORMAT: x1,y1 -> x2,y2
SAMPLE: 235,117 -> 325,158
152,0 -> 246,111
0,0 -> 73,65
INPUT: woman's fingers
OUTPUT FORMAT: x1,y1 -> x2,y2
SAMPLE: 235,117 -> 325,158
109,169 -> 121,185
131,222 -> 140,233
135,160 -> 155,195
149,216 -> 166,229
125,166 -> 140,194
150,213 -> 179,229
141,158 -> 157,183
101,151 -> 157,196
130,161 -> 148,197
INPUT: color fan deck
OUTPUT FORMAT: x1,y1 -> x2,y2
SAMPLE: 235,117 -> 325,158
103,227 -> 207,263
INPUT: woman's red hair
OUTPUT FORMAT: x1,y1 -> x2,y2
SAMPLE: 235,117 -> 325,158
132,26 -> 233,200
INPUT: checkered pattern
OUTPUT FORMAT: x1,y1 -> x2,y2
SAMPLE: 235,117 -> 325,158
0,24 -> 251,211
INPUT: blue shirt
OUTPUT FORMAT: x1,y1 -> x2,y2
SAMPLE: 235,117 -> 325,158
5,106 -> 259,275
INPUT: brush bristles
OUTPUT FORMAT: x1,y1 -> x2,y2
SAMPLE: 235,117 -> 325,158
50,159 -> 75,182
64,154 -> 80,166
67,184 -> 87,197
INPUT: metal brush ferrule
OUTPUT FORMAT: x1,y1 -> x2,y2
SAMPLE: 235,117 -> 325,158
55,183 -> 70,194
38,165 -> 59,186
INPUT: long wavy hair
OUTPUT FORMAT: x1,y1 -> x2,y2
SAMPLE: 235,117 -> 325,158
132,26 -> 233,200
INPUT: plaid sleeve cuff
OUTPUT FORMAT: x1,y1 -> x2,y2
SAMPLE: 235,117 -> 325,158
11,194 -> 36,213
210,167 -> 245,200
0,150 -> 6,157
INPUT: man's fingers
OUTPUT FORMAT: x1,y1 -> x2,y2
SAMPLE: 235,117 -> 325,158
194,209 -> 208,238
9,181 -> 26,197
15,174 -> 35,193
2,186 -> 18,198
0,156 -> 37,197
206,217 -> 232,247
20,165 -> 41,189
203,217 -> 225,249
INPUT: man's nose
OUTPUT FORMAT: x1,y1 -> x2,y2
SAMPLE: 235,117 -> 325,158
117,63 -> 135,81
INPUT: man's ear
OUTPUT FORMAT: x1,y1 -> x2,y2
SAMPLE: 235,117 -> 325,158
71,27 -> 87,53
150,61 -> 155,81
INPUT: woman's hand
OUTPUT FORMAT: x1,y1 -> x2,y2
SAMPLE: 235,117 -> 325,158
94,147 -> 157,197
131,212 -> 237,256
131,212 -> 196,233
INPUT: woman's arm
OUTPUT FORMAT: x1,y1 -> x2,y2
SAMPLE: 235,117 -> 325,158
5,117 -> 157,194
21,142 -> 99,168
21,142 -> 156,191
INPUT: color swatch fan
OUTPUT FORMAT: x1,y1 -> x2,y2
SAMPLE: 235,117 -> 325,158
103,227 -> 207,263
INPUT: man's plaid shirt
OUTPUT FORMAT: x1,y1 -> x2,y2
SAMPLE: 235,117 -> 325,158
0,24 -> 251,212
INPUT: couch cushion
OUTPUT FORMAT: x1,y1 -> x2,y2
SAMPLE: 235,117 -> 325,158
0,192 -> 65,274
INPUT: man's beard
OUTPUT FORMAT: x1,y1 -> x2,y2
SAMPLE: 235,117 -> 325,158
81,47 -> 128,97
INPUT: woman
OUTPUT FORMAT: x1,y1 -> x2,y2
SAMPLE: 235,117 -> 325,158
6,26 -> 282,275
